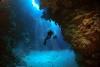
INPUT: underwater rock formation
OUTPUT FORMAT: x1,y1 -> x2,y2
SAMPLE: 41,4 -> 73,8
41,0 -> 100,67
0,7 -> 18,67
0,0 -> 100,67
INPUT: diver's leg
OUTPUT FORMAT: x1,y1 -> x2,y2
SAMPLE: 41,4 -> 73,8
43,35 -> 51,45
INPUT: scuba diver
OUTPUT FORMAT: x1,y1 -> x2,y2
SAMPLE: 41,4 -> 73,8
43,30 -> 57,45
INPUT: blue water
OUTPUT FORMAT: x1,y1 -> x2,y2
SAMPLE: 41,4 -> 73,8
10,0 -> 78,67
22,50 -> 78,67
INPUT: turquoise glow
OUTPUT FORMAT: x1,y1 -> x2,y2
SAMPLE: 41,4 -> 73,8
10,0 -> 78,67
22,50 -> 78,67
32,0 -> 40,10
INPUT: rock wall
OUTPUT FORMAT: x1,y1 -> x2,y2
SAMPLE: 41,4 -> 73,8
41,0 -> 100,67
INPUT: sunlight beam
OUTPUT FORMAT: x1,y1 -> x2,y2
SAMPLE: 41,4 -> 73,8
32,0 -> 40,10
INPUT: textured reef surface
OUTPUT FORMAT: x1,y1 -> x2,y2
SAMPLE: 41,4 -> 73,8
41,0 -> 100,67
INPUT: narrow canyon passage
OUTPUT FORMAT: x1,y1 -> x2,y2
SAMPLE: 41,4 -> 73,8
11,0 -> 79,67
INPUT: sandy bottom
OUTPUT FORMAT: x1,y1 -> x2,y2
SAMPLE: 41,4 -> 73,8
18,50 -> 78,67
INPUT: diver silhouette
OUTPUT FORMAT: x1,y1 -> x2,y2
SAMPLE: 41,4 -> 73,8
43,30 -> 57,45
